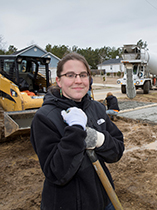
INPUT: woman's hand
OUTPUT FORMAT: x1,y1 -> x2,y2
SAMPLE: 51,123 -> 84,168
85,127 -> 105,149
61,107 -> 87,130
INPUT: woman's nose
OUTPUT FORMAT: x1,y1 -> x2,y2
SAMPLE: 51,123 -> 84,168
74,75 -> 82,82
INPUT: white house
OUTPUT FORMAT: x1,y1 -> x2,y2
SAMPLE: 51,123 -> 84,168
97,58 -> 124,74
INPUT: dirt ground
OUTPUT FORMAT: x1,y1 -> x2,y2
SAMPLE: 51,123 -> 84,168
0,76 -> 157,210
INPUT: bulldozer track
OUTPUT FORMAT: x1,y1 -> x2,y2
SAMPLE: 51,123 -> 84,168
0,106 -> 4,140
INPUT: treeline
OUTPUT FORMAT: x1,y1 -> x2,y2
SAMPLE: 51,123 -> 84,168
45,39 -> 147,69
45,44 -> 122,69
0,42 -> 122,69
0,36 -> 147,69
0,45 -> 17,55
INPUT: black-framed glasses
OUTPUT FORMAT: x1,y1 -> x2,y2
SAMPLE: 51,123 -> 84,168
60,72 -> 89,79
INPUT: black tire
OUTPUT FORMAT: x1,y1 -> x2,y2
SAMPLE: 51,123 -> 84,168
121,85 -> 126,94
143,81 -> 150,94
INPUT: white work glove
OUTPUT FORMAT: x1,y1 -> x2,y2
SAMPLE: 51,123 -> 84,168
85,127 -> 105,149
61,107 -> 87,130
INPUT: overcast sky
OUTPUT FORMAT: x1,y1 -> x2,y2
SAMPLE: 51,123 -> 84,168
1,0 -> 157,53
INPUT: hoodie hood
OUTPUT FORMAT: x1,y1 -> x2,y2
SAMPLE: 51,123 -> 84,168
106,95 -> 120,111
107,95 -> 114,100
42,88 -> 91,111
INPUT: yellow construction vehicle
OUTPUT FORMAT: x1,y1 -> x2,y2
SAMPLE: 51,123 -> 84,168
0,55 -> 51,140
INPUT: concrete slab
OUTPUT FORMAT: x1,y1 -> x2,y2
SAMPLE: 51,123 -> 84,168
118,104 -> 157,123
93,81 -> 157,123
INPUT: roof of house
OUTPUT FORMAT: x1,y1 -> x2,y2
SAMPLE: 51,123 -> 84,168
12,44 -> 60,61
12,45 -> 46,56
42,51 -> 60,61
98,58 -> 123,66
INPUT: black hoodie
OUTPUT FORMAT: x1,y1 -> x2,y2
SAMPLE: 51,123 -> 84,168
30,88 -> 124,210
106,95 -> 120,111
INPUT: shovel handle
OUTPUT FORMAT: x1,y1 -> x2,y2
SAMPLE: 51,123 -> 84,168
86,150 -> 124,210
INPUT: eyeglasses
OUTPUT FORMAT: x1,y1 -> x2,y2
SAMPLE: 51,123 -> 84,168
60,72 -> 89,79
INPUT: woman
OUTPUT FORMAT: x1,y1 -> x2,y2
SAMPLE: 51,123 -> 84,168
105,92 -> 120,118
30,52 -> 124,210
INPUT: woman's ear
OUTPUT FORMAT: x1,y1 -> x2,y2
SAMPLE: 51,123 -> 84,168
56,77 -> 61,88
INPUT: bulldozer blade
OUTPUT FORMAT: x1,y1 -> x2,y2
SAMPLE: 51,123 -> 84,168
4,109 -> 38,138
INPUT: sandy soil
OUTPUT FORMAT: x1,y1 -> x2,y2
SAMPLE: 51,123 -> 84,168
0,76 -> 157,210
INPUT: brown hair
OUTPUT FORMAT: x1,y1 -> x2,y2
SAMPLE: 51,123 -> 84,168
57,52 -> 91,77
107,92 -> 113,97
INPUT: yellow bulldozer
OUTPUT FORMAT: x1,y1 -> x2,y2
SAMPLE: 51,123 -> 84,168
0,55 -> 52,140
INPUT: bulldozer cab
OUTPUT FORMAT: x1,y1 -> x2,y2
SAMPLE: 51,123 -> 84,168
0,55 -> 51,94
0,55 -> 51,139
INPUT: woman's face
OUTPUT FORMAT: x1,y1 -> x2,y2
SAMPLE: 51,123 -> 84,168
56,60 -> 89,102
